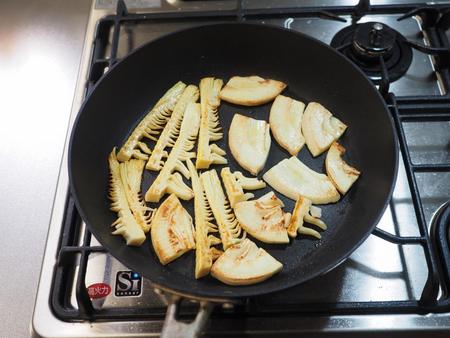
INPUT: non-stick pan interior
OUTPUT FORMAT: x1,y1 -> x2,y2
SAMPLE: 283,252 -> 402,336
69,23 -> 397,299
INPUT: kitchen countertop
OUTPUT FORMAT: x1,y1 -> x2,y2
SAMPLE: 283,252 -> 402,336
0,1 -> 91,337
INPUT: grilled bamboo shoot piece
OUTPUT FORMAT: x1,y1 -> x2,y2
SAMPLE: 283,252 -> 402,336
234,192 -> 290,244
119,159 -> 152,233
151,194 -> 195,265
211,239 -> 282,285
302,102 -> 347,157
146,85 -> 199,171
201,169 -> 244,250
108,150 -> 146,246
326,142 -> 361,194
228,114 -> 271,175
269,95 -> 306,156
263,156 -> 340,204
117,82 -> 186,162
221,167 -> 266,208
287,196 -> 327,239
196,77 -> 227,169
219,76 -> 286,106
187,159 -> 223,278
145,102 -> 201,203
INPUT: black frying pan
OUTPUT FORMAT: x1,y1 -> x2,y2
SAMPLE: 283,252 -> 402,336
69,23 -> 397,301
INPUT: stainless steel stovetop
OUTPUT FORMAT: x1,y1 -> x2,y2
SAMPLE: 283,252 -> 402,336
32,1 -> 450,337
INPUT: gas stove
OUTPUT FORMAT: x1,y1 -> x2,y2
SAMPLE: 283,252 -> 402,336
32,1 -> 450,337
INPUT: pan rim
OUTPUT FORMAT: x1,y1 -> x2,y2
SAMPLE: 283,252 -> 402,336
68,22 -> 399,301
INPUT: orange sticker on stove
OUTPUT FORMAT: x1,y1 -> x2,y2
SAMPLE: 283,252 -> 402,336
87,283 -> 111,299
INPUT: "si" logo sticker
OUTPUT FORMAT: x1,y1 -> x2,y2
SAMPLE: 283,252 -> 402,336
115,271 -> 142,297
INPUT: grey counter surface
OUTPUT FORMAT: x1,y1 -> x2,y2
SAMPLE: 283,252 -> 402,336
0,1 -> 91,337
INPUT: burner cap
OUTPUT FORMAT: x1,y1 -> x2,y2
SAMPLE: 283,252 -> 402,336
352,22 -> 397,58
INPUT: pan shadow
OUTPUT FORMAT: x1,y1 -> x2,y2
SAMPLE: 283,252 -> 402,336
202,250 -> 410,337
200,263 -> 348,337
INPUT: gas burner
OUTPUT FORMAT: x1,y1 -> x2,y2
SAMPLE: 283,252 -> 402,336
331,22 -> 413,84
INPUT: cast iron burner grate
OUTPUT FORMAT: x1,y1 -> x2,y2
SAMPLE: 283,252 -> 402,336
330,22 -> 413,84
50,0 -> 450,326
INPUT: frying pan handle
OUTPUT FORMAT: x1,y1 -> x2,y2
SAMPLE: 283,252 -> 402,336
160,294 -> 213,338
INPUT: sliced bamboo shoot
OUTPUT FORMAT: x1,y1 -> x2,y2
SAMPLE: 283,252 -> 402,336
146,85 -> 199,171
287,196 -> 327,239
228,114 -> 271,175
211,239 -> 282,285
108,149 -> 146,246
187,159 -> 222,278
151,194 -> 195,265
326,142 -> 361,194
219,76 -> 286,106
117,82 -> 186,161
196,77 -> 227,169
302,102 -> 347,157
221,167 -> 266,208
119,159 -> 152,233
269,95 -> 306,156
263,156 -> 340,204
201,169 -> 244,250
145,102 -> 200,203
234,192 -> 290,244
